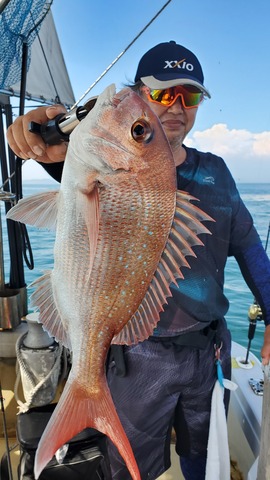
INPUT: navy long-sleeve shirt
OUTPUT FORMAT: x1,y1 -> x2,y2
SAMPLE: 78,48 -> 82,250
156,147 -> 270,334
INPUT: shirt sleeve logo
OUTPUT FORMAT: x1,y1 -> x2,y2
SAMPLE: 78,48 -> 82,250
203,176 -> 215,185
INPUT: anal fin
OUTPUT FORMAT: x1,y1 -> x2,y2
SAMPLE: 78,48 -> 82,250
30,271 -> 71,349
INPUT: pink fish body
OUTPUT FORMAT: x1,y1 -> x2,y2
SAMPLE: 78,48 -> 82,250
7,84 -> 213,479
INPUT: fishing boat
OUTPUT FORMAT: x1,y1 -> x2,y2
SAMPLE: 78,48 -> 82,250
0,325 -> 265,479
0,1 -> 269,479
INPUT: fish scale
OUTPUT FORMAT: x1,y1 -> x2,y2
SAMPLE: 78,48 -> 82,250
87,187 -> 175,328
7,83 -> 214,479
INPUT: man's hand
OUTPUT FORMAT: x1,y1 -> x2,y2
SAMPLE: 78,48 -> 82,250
7,105 -> 68,163
261,324 -> 270,365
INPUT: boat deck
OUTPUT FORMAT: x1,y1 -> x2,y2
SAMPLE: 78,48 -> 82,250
0,438 -> 182,479
0,354 -> 182,479
0,335 -> 261,479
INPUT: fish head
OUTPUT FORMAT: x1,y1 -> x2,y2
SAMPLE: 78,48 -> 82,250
67,84 -> 175,185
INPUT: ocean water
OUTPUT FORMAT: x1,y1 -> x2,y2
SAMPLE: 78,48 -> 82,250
224,184 -> 270,357
1,181 -> 269,358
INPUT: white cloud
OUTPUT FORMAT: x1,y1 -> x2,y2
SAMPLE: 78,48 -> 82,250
253,131 -> 270,156
186,124 -> 270,182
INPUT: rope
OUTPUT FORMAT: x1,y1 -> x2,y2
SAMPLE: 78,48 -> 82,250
29,2 -> 63,103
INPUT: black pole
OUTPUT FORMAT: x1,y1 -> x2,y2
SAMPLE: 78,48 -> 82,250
19,42 -> 28,116
265,221 -> 270,252
16,40 -> 29,202
2,41 -> 30,289
0,100 -> 23,288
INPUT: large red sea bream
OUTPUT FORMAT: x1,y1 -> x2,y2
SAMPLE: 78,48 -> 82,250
7,84 -> 213,479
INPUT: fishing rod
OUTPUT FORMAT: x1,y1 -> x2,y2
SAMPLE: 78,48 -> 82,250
29,0 -> 173,145
244,220 -> 270,364
2,0 -> 173,286
71,0 -> 172,109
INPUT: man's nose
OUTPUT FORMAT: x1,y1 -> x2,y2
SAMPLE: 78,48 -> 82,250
167,95 -> 184,112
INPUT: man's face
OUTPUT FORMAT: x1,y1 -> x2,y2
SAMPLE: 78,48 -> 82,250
140,86 -> 199,148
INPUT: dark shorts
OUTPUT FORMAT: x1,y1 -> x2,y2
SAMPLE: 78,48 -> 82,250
107,319 -> 231,480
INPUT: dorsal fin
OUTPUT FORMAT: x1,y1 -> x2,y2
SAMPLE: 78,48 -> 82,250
112,190 -> 214,345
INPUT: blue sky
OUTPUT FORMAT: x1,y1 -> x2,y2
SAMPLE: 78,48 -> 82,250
23,0 -> 270,182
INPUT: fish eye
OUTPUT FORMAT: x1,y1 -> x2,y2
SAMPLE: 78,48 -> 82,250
131,119 -> 153,143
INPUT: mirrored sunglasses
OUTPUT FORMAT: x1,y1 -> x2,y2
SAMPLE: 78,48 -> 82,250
142,85 -> 204,109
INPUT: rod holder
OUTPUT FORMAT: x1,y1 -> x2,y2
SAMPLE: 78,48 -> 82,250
0,285 -> 27,330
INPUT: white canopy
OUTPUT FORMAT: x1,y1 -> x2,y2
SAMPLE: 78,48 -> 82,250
0,9 -> 75,108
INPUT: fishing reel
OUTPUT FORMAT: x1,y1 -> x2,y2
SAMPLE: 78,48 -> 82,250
28,96 -> 98,145
248,302 -> 263,322
247,301 -> 263,340
244,300 -> 263,364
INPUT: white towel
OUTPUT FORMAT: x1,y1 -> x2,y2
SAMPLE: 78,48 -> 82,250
205,380 -> 232,480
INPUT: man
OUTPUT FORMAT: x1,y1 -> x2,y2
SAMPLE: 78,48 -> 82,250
7,41 -> 270,480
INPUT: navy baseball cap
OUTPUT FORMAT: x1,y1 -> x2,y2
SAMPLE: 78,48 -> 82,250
134,41 -> 211,98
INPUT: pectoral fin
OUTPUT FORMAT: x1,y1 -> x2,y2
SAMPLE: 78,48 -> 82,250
6,191 -> 59,230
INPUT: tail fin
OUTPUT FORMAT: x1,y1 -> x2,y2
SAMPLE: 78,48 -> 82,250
34,379 -> 141,480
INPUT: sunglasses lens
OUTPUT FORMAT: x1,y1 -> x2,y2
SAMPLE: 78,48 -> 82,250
182,86 -> 203,107
150,89 -> 173,105
149,86 -> 203,108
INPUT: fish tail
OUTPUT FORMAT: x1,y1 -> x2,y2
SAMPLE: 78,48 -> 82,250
34,379 -> 141,480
